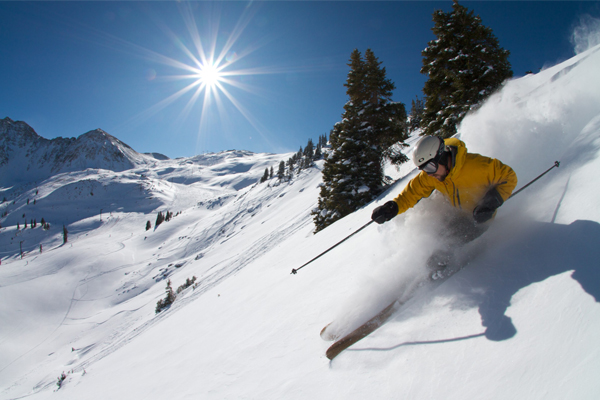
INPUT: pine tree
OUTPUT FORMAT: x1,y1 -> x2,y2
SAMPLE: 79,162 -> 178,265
260,168 -> 269,183
277,161 -> 285,180
408,96 -> 425,133
286,158 -> 294,177
155,211 -> 165,227
164,280 -> 176,303
313,49 -> 408,232
304,139 -> 314,163
319,133 -> 328,148
155,279 -> 177,314
420,0 -> 512,138
314,143 -> 322,160
362,49 -> 409,165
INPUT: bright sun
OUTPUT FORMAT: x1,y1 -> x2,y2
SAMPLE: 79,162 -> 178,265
120,2 -> 275,151
198,62 -> 222,88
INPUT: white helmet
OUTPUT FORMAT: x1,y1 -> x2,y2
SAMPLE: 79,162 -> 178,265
413,136 -> 445,168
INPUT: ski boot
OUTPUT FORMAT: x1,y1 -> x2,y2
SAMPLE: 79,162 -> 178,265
426,249 -> 455,281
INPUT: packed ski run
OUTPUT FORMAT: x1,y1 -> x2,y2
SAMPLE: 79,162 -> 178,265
1,44 -> 600,400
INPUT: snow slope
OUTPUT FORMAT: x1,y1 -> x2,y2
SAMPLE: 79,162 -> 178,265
1,44 -> 600,400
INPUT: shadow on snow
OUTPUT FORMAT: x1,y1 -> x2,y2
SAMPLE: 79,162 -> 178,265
348,219 -> 600,355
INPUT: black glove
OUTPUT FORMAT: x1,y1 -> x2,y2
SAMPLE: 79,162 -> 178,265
473,187 -> 504,224
372,201 -> 399,224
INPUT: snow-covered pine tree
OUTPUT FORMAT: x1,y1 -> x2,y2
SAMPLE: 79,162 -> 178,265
409,96 -> 425,133
313,49 -> 408,232
420,0 -> 512,138
362,49 -> 409,166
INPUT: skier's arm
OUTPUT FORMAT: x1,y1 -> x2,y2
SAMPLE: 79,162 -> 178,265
393,173 -> 435,215
372,173 -> 434,224
491,158 -> 518,201
473,159 -> 518,223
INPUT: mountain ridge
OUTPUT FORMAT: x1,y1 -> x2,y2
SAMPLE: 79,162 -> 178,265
0,117 -> 156,187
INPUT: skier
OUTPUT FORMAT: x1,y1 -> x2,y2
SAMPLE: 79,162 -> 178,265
371,136 -> 518,277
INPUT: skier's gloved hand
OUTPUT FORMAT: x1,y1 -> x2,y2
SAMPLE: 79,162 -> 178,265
372,201 -> 399,224
473,187 -> 504,224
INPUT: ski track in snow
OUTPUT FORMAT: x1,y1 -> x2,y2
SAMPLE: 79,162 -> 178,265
70,176 -> 318,378
1,153 -> 321,397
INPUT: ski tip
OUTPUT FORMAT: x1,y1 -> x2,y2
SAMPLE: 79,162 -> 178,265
326,347 -> 339,360
326,342 -> 346,361
320,323 -> 338,341
320,323 -> 330,337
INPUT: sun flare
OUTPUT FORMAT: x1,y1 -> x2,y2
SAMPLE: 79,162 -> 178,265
197,62 -> 222,89
114,2 -> 280,153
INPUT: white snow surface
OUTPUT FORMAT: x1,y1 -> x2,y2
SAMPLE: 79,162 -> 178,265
2,44 -> 600,399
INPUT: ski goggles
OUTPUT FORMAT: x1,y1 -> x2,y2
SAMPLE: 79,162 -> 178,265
419,158 -> 440,174
419,149 -> 449,174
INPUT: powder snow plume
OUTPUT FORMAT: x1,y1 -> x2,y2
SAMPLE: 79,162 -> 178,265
460,43 -> 600,188
572,15 -> 600,55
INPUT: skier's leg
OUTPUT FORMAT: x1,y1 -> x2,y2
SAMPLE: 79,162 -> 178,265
447,214 -> 488,246
426,214 -> 489,279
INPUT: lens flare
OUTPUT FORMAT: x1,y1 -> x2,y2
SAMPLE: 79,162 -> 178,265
197,62 -> 222,88
98,2 -> 285,153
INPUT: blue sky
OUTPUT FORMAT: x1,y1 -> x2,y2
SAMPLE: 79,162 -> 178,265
1,1 -> 599,159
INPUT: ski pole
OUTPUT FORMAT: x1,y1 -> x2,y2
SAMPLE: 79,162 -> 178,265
292,161 -> 559,275
291,220 -> 374,275
509,161 -> 560,199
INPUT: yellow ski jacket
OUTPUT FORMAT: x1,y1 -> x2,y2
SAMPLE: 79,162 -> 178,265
393,138 -> 518,217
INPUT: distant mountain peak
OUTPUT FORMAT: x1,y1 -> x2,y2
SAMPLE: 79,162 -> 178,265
0,118 -> 152,186
1,117 -> 43,145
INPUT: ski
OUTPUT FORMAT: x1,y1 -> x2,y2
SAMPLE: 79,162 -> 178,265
324,260 -> 469,360
320,323 -> 334,341
325,299 -> 399,360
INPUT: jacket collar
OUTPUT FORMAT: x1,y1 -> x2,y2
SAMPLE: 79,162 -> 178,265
443,138 -> 467,179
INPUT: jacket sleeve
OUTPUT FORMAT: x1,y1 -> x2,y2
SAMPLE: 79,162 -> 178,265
491,158 -> 518,201
393,173 -> 436,215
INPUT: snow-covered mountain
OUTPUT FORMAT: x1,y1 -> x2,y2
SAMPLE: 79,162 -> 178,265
1,43 -> 600,400
0,118 -> 286,229
0,117 -> 157,187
